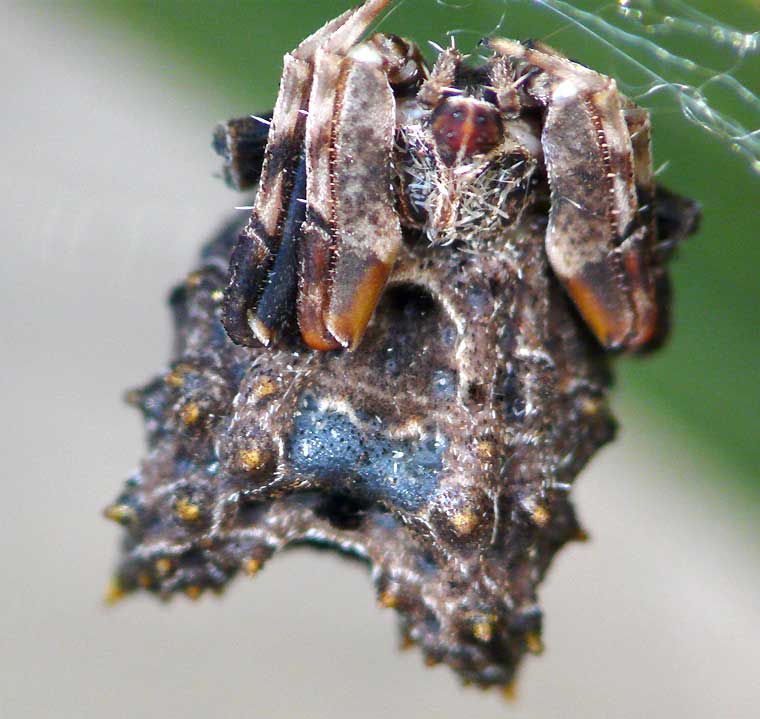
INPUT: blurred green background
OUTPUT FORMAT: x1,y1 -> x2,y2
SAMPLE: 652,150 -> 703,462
69,0 -> 759,494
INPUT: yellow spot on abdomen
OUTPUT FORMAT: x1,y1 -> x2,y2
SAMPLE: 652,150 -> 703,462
450,509 -> 479,536
179,401 -> 201,426
175,498 -> 201,522
238,445 -> 270,472
243,558 -> 262,576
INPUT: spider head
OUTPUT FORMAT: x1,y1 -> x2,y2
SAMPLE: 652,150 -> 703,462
396,48 -> 538,245
418,48 -> 507,168
430,96 -> 503,167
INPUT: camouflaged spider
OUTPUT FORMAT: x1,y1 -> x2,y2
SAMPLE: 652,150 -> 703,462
221,0 -> 668,353
106,0 -> 701,685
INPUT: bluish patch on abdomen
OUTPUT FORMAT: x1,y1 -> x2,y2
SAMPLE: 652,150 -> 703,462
289,394 -> 445,512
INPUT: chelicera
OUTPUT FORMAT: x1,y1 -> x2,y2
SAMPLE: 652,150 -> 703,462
219,0 -> 669,352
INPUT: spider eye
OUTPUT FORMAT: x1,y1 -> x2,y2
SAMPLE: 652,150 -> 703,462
430,97 -> 503,167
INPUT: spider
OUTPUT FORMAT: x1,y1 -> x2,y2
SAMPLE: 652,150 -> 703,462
106,1 -> 700,687
220,0 -> 668,353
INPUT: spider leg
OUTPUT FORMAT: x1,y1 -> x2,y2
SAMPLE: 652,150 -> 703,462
213,113 -> 271,191
299,44 -> 402,350
417,46 -> 462,109
221,56 -> 315,347
250,155 -> 307,340
488,38 -> 660,351
296,4 -> 406,351
625,115 -> 700,352
223,1 -> 394,349
624,104 -> 655,200
325,55 -> 403,349
620,104 -> 661,343
221,5 -> 376,347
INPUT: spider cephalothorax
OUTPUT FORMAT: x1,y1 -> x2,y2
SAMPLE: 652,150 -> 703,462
220,0 -> 671,354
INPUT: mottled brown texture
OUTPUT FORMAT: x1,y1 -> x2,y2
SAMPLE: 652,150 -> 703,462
107,0 -> 700,692
108,210 -> 616,687
107,174 -> 697,686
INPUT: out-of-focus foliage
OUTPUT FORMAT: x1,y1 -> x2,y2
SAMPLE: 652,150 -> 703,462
74,0 -> 759,493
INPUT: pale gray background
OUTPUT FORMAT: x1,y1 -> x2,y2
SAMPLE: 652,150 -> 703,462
1,4 -> 758,718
